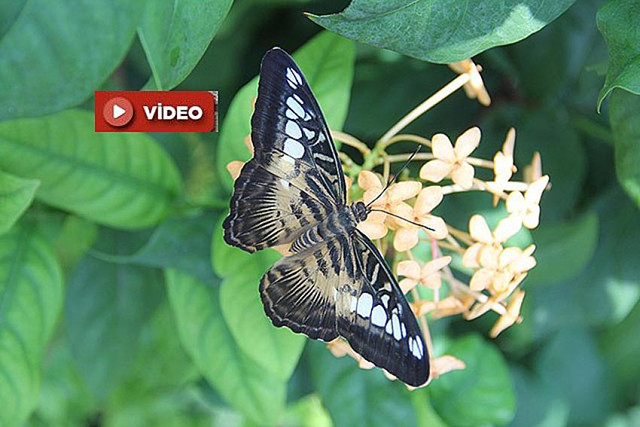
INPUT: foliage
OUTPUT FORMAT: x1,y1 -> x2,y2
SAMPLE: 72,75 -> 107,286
0,0 -> 638,425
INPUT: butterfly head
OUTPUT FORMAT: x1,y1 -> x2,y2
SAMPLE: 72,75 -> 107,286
352,201 -> 369,223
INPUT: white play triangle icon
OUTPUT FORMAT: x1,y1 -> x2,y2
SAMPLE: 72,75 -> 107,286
113,104 -> 126,119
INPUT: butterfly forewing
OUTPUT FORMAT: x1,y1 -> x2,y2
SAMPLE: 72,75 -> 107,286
251,48 -> 347,205
224,47 -> 430,387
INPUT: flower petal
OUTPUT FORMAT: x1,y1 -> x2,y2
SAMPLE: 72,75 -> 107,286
226,161 -> 245,181
357,221 -> 388,240
388,181 -> 422,203
422,256 -> 452,276
523,206 -> 541,229
469,214 -> 493,244
506,191 -> 526,214
490,290 -> 525,338
420,160 -> 453,183
525,175 -> 549,206
394,227 -> 419,252
390,203 -> 414,228
462,243 -> 483,268
358,170 -> 383,191
422,215 -> 448,240
451,161 -> 474,189
469,268 -> 493,291
397,260 -> 421,279
400,278 -> 418,294
414,186 -> 444,216
454,127 -> 481,159
494,215 -> 522,243
479,245 -> 501,270
431,133 -> 455,162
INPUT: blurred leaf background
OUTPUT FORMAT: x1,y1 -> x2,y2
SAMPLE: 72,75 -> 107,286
1,0 -> 639,425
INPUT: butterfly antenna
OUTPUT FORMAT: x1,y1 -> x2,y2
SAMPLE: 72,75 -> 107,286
365,145 -> 422,209
370,209 -> 435,232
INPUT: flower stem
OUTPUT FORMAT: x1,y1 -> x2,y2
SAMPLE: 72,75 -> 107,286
378,73 -> 471,144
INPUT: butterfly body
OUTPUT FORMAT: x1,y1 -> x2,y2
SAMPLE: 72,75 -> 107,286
223,48 -> 430,387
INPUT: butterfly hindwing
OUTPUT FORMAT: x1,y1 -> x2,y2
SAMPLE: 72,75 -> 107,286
260,230 -> 430,386
338,230 -> 430,386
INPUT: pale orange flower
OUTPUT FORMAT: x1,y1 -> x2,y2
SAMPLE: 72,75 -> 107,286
485,128 -> 516,204
448,59 -> 491,106
397,256 -> 452,294
490,290 -> 525,338
504,175 -> 549,229
356,171 -> 421,240
391,186 -> 447,251
419,128 -> 481,189
523,152 -> 543,183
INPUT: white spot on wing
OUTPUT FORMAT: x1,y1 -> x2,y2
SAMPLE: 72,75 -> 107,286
284,138 -> 304,159
357,293 -> 373,318
286,109 -> 297,119
380,294 -> 390,308
350,296 -> 357,313
401,323 -> 407,338
392,313 -> 401,341
293,93 -> 304,104
371,305 -> 387,327
285,120 -> 302,139
286,68 -> 300,88
303,128 -> 315,139
287,96 -> 305,118
279,179 -> 290,189
412,336 -> 423,359
385,321 -> 393,334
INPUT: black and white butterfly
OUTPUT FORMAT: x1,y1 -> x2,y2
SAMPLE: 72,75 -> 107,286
223,48 -> 430,386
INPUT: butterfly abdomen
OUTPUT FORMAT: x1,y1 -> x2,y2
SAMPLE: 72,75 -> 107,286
290,204 -> 359,253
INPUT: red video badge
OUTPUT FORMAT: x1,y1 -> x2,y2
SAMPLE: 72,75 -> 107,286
95,91 -> 217,132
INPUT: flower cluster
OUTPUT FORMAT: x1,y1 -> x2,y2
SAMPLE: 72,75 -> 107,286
227,57 -> 549,387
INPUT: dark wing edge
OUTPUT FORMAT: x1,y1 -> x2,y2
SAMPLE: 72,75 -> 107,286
341,229 -> 430,387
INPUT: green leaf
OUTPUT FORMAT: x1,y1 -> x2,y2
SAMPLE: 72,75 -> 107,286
309,0 -> 575,63
528,188 -> 640,332
216,31 -> 355,192
0,225 -> 63,425
52,215 -> 99,273
527,212 -> 599,286
104,303 -> 209,427
138,0 -> 234,90
429,334 -> 516,426
219,256 -> 305,382
596,0 -> 640,109
65,229 -> 165,402
0,169 -> 38,234
610,90 -> 640,208
509,366 -> 569,427
535,327 -> 612,424
113,213 -> 218,286
28,336 -> 94,426
0,0 -> 143,120
601,300 -> 640,398
165,269 -> 287,424
307,342 -> 418,427
0,110 -> 183,229
211,216 -> 255,277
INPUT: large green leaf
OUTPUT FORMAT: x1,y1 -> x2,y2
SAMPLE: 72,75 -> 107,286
610,90 -> 640,208
219,258 -> 305,382
527,212 -> 599,286
65,229 -> 165,401
165,269 -> 287,424
211,214 -> 305,383
509,366 -> 569,427
0,110 -> 182,229
139,0 -> 234,90
309,0 -> 575,63
429,334 -> 516,426
596,0 -> 640,109
535,327 -> 612,424
0,225 -> 63,425
0,0 -> 143,120
110,213 -> 218,286
601,300 -> 640,399
0,169 -> 38,234
216,31 -> 355,192
307,342 -> 418,427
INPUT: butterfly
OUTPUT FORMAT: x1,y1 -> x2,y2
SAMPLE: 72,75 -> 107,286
223,47 -> 430,387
